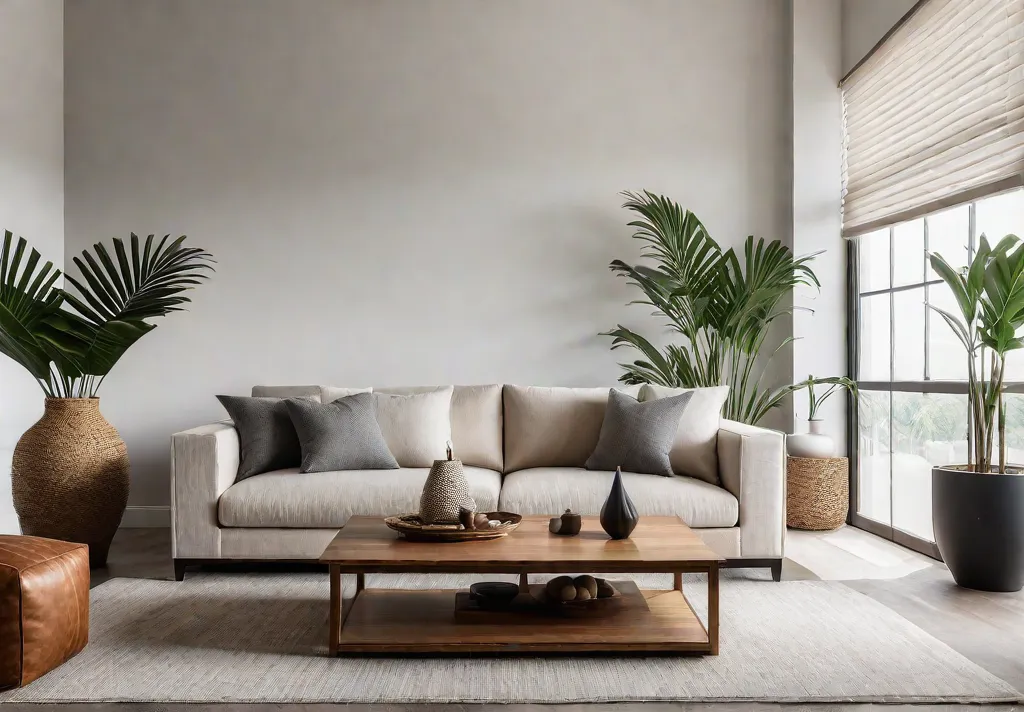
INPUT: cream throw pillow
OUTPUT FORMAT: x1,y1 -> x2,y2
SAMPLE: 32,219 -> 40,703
373,387 -> 453,468
639,384 -> 729,484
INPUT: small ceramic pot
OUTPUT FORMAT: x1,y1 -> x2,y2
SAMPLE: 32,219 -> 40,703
787,419 -> 836,458
549,509 -> 582,536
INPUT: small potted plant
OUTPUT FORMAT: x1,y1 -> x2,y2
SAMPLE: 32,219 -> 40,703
786,375 -> 857,458
928,234 -> 1024,592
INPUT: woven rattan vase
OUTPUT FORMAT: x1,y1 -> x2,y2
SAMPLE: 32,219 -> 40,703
12,398 -> 130,567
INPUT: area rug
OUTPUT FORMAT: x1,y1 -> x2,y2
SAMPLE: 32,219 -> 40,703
1,572 -> 1019,704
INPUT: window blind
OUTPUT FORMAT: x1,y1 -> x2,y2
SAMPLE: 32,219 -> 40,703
841,0 -> 1024,237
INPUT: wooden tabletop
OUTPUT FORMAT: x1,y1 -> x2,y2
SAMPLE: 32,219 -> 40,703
320,515 -> 722,574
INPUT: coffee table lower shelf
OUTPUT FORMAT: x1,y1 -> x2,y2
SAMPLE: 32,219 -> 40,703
332,585 -> 713,655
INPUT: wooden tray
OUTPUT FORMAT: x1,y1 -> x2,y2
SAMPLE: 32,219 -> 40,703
384,512 -> 522,542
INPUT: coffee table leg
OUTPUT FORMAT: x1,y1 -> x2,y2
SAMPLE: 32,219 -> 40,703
673,572 -> 683,591
519,572 -> 529,594
329,564 -> 342,655
708,562 -> 720,655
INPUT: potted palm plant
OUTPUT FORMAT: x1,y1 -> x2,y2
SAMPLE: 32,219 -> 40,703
787,375 -> 858,457
603,191 -> 820,425
1,231 -> 212,566
929,234 -> 1024,592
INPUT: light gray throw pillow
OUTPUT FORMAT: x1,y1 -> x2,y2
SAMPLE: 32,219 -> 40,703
284,393 -> 399,473
585,388 -> 694,476
217,395 -> 302,482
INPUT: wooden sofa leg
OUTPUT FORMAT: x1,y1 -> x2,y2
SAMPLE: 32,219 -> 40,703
173,559 -> 187,582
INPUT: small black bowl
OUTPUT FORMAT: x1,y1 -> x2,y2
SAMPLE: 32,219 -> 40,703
469,581 -> 520,606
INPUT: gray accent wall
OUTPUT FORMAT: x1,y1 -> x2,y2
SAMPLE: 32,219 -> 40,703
64,0 -> 792,509
0,0 -> 64,534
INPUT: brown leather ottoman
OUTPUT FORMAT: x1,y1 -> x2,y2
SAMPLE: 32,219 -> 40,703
0,536 -> 89,690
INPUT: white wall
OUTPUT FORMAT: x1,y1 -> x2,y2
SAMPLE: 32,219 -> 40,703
0,0 -> 64,534
65,0 -> 791,510
792,0 -> 846,451
841,0 -> 917,75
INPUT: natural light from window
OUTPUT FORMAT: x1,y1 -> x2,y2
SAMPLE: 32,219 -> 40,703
855,189 -> 1024,543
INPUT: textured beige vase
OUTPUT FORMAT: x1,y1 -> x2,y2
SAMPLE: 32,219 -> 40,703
419,459 -> 476,524
12,398 -> 130,568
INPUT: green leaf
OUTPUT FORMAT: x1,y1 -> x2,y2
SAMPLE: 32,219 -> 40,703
58,234 -> 214,378
602,192 -> 818,424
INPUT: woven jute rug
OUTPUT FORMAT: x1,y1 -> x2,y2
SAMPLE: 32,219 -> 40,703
2,571 -> 1019,704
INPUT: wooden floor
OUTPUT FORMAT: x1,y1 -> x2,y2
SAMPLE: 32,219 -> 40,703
12,526 -> 1022,712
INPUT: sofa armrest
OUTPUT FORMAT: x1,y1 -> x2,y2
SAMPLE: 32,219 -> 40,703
717,419 -> 786,558
170,422 -> 239,558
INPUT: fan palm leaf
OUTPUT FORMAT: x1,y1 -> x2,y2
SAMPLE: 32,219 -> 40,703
57,234 -> 213,379
0,231 -> 80,389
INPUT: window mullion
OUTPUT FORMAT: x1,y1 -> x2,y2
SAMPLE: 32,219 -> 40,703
923,216 -> 930,381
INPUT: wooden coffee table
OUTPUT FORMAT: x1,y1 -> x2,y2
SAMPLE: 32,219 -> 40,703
320,515 -> 723,655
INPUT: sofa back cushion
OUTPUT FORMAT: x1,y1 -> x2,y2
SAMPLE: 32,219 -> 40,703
375,385 -> 503,471
503,385 -> 640,472
639,384 -> 729,484
320,386 -> 373,402
251,385 -> 323,401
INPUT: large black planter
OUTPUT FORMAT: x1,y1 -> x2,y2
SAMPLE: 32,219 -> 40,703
932,465 -> 1024,592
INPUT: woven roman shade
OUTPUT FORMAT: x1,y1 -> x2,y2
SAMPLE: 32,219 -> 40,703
841,0 -> 1024,237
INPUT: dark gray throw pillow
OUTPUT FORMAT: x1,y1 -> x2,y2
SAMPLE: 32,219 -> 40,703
216,395 -> 302,481
585,388 -> 694,476
284,392 -> 399,473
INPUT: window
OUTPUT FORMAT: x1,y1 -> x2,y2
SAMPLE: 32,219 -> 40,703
840,0 -> 1024,237
852,189 -> 1024,554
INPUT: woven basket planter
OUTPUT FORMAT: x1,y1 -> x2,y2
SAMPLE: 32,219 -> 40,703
786,456 -> 849,531
12,398 -> 130,567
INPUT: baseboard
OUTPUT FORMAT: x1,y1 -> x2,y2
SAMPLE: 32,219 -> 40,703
120,506 -> 171,528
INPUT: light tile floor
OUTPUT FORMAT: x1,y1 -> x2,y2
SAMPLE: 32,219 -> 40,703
786,525 -> 935,581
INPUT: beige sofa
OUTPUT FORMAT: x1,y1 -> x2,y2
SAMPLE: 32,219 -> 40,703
170,384 -> 786,581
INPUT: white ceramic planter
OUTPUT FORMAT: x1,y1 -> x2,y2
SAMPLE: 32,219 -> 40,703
787,419 -> 836,458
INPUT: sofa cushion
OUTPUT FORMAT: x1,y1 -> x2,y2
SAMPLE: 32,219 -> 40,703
251,385 -> 323,401
586,389 -> 694,476
284,394 -> 398,472
216,395 -> 302,481
218,466 -> 502,528
497,467 -> 738,529
639,384 -> 729,485
376,385 -> 503,471
503,385 -> 641,472
372,387 -> 453,467
320,386 -> 373,402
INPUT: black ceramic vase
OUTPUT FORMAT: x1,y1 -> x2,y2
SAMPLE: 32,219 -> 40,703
600,467 -> 639,539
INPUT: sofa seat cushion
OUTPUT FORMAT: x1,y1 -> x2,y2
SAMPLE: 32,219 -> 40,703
218,467 -> 501,528
497,467 -> 738,529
